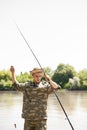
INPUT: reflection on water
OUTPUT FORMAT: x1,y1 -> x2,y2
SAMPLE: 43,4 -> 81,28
0,90 -> 87,130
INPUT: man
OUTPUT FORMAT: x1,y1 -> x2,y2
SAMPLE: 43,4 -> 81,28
10,66 -> 60,130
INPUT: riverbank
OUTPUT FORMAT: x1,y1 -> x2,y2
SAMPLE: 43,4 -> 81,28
0,86 -> 15,91
0,86 -> 87,91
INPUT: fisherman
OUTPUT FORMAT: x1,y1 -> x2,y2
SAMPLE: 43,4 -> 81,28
10,66 -> 60,130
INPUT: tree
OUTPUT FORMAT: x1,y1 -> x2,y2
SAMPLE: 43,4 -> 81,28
78,69 -> 87,89
0,70 -> 11,81
16,72 -> 32,83
52,63 -> 76,88
65,76 -> 81,90
0,70 -> 12,90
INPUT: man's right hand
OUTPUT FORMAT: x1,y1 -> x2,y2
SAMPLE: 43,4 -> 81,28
10,66 -> 15,73
10,66 -> 17,83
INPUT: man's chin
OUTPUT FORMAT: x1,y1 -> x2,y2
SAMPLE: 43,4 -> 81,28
36,81 -> 40,84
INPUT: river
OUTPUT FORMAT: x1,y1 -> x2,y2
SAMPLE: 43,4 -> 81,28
0,90 -> 87,130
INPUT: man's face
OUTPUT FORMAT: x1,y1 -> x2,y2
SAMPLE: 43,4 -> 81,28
33,73 -> 43,84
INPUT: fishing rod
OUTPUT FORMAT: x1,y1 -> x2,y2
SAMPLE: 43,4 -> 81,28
14,21 -> 75,130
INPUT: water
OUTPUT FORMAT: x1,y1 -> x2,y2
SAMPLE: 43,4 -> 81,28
0,90 -> 87,130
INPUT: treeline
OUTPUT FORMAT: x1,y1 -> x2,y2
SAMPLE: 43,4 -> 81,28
0,63 -> 87,90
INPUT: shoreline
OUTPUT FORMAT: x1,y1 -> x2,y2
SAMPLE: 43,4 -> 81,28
0,88 -> 87,91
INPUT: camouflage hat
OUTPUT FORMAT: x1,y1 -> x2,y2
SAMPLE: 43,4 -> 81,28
30,68 -> 43,75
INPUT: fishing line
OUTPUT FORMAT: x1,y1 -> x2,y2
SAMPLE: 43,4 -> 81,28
13,20 -> 75,130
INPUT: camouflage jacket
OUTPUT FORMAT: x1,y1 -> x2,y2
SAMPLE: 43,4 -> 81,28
13,81 -> 57,120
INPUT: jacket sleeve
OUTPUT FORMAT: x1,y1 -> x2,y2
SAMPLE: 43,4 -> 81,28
47,82 -> 59,94
12,82 -> 30,92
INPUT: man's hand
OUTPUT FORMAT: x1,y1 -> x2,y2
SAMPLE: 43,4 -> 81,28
45,74 -> 51,82
45,74 -> 60,89
10,66 -> 16,83
10,66 -> 15,73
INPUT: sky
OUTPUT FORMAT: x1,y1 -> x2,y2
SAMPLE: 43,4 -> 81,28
0,0 -> 87,74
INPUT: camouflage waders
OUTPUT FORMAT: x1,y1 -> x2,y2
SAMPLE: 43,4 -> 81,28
24,119 -> 47,130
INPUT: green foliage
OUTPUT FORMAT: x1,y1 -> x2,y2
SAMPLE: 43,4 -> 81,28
78,69 -> 87,80
0,70 -> 12,90
65,76 -> 81,90
0,70 -> 11,81
16,72 -> 33,83
0,64 -> 87,90
52,63 -> 76,88
78,69 -> 87,88
0,70 -> 33,90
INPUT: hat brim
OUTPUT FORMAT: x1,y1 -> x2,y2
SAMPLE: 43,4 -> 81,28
30,68 -> 43,75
